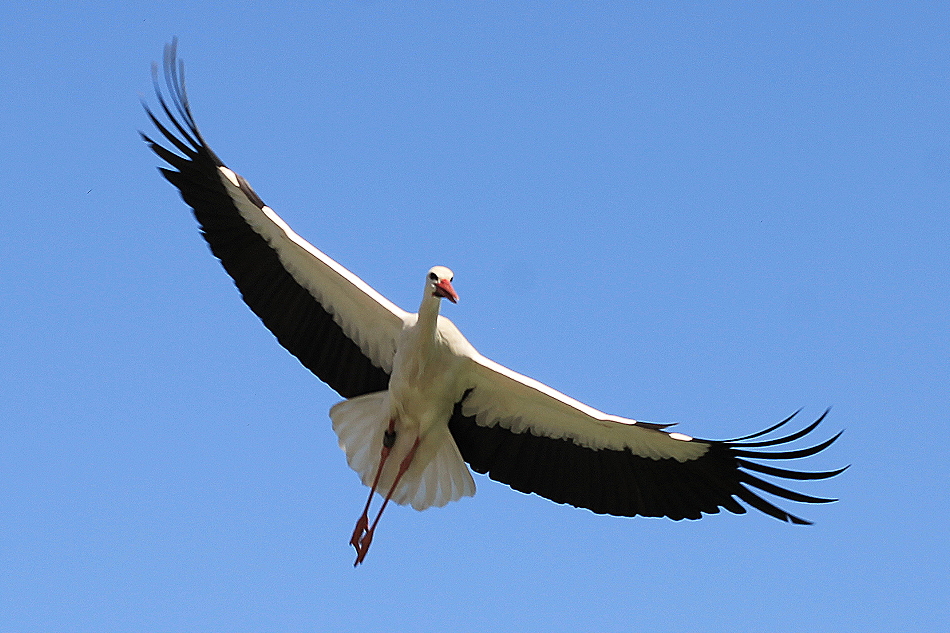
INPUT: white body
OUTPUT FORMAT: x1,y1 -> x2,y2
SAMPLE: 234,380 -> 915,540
332,306 -> 480,510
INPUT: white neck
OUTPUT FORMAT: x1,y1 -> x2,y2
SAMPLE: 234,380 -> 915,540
417,291 -> 442,335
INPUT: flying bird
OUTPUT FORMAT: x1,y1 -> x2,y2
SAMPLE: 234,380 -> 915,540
143,41 -> 845,565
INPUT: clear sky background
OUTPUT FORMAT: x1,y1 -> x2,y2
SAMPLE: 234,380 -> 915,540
2,3 -> 947,631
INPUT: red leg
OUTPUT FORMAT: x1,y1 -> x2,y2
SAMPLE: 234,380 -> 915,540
354,436 -> 420,566
350,419 -> 396,553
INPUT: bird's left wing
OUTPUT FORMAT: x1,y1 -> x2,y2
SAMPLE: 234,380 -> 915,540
449,354 -> 845,523
142,41 -> 407,398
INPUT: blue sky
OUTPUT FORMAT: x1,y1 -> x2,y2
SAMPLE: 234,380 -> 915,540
2,2 -> 947,631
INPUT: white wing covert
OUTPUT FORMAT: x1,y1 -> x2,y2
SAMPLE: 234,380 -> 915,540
461,354 -> 709,462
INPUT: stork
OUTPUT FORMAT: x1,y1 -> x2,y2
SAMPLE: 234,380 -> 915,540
142,41 -> 845,565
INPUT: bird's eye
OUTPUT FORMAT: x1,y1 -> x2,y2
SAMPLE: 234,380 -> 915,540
429,272 -> 438,281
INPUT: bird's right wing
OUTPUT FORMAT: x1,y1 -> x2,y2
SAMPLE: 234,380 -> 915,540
448,352 -> 845,522
142,40 -> 406,398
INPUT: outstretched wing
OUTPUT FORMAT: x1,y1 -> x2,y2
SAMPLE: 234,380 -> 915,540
142,40 -> 406,398
450,354 -> 845,523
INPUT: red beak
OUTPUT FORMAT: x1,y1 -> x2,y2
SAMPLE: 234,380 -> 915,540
433,279 -> 459,303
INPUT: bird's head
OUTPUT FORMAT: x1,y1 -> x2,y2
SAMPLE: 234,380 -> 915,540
427,266 -> 458,303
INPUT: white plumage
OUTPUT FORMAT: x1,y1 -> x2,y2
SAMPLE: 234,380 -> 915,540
144,41 -> 844,565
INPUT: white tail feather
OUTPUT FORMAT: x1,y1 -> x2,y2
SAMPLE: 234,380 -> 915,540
331,391 -> 389,482
330,392 -> 476,511
391,427 -> 476,510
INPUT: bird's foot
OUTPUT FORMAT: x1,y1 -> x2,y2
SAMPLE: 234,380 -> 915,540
350,514 -> 368,549
353,528 -> 374,566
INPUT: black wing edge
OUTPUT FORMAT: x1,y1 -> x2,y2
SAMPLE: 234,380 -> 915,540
141,39 -> 389,398
448,401 -> 847,524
